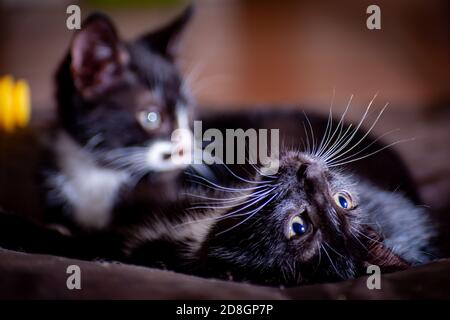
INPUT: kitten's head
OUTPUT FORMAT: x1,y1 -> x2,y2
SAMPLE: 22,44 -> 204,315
201,151 -> 409,286
56,7 -> 193,176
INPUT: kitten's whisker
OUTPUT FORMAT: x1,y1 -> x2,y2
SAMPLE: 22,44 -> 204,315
300,139 -> 307,154
125,165 -> 153,189
185,185 -> 274,205
244,152 -> 279,179
316,88 -> 335,156
182,62 -> 204,91
320,122 -> 354,161
185,172 -> 275,192
189,74 -> 234,96
185,192 -> 250,203
303,111 -> 317,155
180,187 -> 276,226
349,226 -> 368,250
314,241 -> 323,274
186,178 -> 276,194
106,156 -> 144,170
323,241 -> 346,260
84,134 -> 104,152
221,189 -> 283,224
352,228 -> 383,245
321,93 -> 373,161
215,192 -> 278,235
328,137 -> 415,167
326,98 -> 387,164
321,244 -> 346,280
317,94 -> 353,158
327,128 -> 400,166
320,122 -> 347,160
218,161 -> 274,184
324,93 -> 379,162
302,122 -> 311,154
187,186 -> 277,213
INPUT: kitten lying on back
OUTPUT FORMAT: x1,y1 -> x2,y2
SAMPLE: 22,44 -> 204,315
0,107 -> 437,286
125,151 -> 432,286
124,109 -> 436,285
0,146 -> 435,286
43,7 -> 194,231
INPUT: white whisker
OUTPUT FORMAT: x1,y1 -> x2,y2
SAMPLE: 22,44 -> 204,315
326,98 -> 387,164
318,94 -> 353,158
316,89 -> 335,156
187,186 -> 277,212
185,171 -> 275,192
327,128 -> 400,166
216,192 -> 279,235
328,137 -> 415,167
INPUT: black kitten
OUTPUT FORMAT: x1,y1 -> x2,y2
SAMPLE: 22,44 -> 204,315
123,109 -> 436,286
188,152 -> 432,285
44,7 -> 194,231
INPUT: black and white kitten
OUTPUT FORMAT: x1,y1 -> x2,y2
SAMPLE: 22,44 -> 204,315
44,7 -> 194,231
0,107 -> 436,287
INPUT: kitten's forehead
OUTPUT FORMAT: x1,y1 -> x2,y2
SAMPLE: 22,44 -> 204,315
136,88 -> 164,107
127,43 -> 182,89
103,85 -> 166,110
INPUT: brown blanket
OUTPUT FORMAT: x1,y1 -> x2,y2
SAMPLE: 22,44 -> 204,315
0,248 -> 449,299
0,105 -> 449,299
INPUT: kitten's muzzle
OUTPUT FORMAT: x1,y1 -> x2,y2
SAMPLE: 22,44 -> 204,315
146,140 -> 190,172
296,162 -> 329,195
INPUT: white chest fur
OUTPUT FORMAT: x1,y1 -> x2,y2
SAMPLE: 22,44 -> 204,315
48,133 -> 129,230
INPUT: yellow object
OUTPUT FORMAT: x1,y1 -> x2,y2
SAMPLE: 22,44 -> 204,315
0,75 -> 31,132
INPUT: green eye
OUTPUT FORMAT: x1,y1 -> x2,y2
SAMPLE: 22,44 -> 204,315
333,191 -> 354,210
138,110 -> 161,131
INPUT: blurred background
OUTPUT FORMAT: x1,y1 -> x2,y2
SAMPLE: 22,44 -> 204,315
0,0 -> 449,209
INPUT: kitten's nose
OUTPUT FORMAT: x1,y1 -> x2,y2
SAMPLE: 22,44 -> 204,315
297,162 -> 326,192
162,147 -> 185,161
296,163 -> 309,181
162,152 -> 172,160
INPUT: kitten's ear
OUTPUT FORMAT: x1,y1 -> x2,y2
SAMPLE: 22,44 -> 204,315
70,13 -> 128,98
138,5 -> 193,59
362,227 -> 410,273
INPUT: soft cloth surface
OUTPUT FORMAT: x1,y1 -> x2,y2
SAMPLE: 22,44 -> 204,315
1,249 -> 450,299
0,106 -> 449,299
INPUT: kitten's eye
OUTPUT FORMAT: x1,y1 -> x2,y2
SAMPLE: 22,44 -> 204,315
333,191 -> 354,210
287,215 -> 309,239
137,110 -> 161,131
